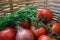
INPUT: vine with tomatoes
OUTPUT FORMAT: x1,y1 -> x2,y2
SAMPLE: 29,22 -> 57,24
0,4 -> 60,40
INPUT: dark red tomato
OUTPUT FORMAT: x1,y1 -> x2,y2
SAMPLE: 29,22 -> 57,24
38,35 -> 52,40
51,22 -> 60,34
21,21 -> 31,29
45,21 -> 49,24
0,28 -> 16,40
30,26 -> 47,38
38,8 -> 53,21
47,29 -> 51,34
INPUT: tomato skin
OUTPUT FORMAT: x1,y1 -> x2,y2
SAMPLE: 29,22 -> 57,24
0,28 -> 16,40
30,26 -> 47,38
47,29 -> 51,34
21,21 -> 31,29
51,23 -> 60,34
38,35 -> 52,40
38,8 -> 53,20
37,11 -> 43,19
51,21 -> 57,25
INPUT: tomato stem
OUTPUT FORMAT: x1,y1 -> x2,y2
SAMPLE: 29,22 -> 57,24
40,16 -> 46,22
47,23 -> 60,39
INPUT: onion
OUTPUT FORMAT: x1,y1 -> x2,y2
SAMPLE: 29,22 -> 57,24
16,25 -> 34,40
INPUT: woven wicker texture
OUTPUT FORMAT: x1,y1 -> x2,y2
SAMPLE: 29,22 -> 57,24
0,0 -> 60,22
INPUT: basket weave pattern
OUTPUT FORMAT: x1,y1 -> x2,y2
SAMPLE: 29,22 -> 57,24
0,0 -> 60,22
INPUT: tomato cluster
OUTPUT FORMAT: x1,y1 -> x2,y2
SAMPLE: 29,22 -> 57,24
0,8 -> 60,40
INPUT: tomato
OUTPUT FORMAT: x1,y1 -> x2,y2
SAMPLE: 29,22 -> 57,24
38,35 -> 52,40
37,11 -> 42,19
51,21 -> 57,25
47,21 -> 57,34
30,26 -> 47,38
21,21 -> 31,29
0,28 -> 16,40
51,22 -> 60,34
38,8 -> 53,21
47,29 -> 51,34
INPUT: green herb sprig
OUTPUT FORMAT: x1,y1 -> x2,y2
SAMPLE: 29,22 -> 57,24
0,4 -> 38,30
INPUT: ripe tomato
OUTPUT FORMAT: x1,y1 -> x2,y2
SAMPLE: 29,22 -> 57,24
30,26 -> 47,38
38,35 -> 52,40
51,22 -> 60,34
21,21 -> 31,29
38,8 -> 53,21
0,28 -> 16,40
47,29 -> 51,34
37,11 -> 42,19
51,21 -> 57,25
47,21 -> 57,34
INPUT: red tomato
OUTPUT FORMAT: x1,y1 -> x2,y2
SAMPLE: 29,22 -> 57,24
0,28 -> 16,40
47,29 -> 51,34
30,26 -> 47,38
37,11 -> 42,19
21,21 -> 31,29
47,21 -> 57,34
38,35 -> 52,40
51,22 -> 60,34
51,21 -> 57,25
38,8 -> 53,21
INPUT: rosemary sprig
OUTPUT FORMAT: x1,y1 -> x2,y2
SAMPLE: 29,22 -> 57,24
0,4 -> 38,30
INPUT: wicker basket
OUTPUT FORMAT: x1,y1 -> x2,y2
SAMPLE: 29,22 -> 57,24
0,0 -> 60,22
